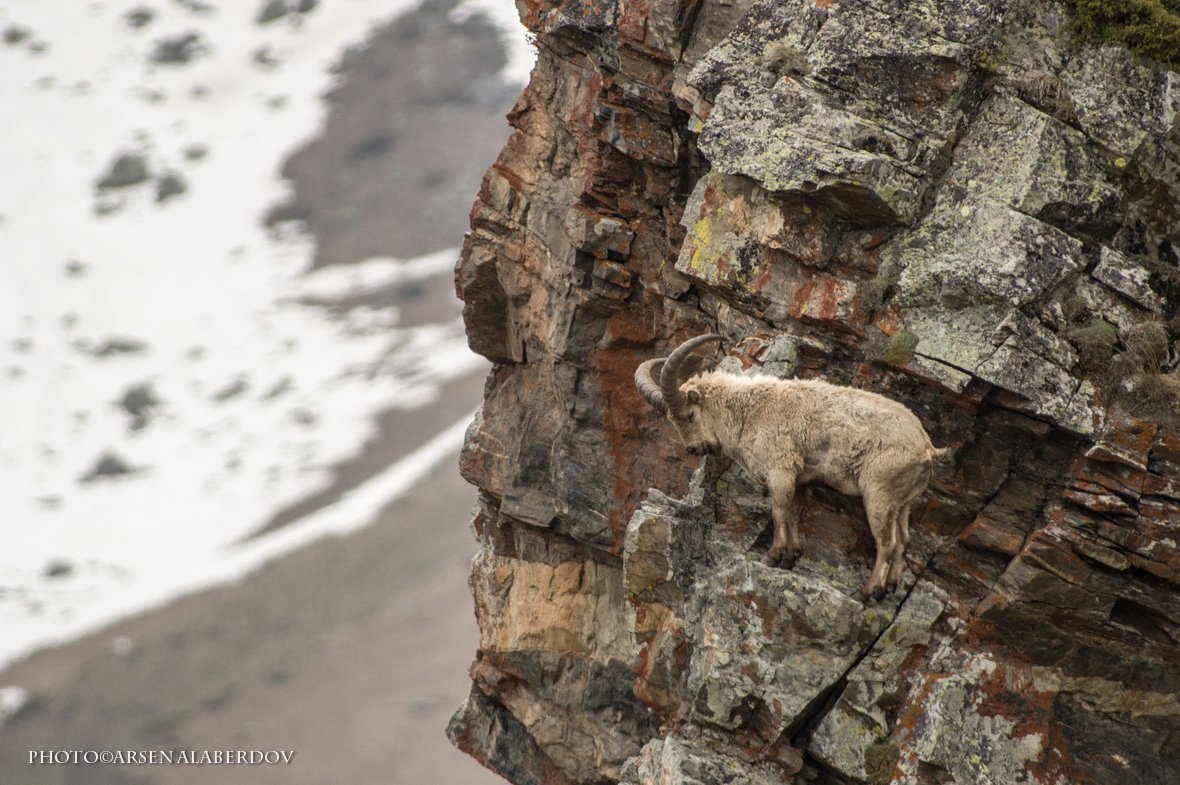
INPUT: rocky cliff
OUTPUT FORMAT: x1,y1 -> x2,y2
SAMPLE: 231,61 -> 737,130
446,1 -> 1180,783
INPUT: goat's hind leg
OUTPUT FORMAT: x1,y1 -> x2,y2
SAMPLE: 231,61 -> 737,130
859,493 -> 900,601
765,470 -> 802,569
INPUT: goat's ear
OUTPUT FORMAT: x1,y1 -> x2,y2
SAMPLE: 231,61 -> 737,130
686,388 -> 701,405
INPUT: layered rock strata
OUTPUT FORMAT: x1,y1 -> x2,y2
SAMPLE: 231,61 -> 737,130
448,1 -> 1180,783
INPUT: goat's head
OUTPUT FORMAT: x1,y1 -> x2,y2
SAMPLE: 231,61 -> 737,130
669,379 -> 720,456
634,334 -> 724,456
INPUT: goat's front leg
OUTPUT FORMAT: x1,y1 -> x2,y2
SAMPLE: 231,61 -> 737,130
765,470 -> 802,569
885,502 -> 913,591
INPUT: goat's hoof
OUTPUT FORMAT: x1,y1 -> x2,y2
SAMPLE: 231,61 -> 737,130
858,583 -> 886,602
765,546 -> 801,569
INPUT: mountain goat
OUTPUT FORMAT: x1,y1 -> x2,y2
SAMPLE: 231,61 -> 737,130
635,334 -> 949,600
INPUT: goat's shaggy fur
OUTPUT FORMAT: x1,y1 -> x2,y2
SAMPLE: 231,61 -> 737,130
637,337 -> 947,600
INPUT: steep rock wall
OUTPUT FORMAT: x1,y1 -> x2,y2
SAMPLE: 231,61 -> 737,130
448,1 -> 1180,783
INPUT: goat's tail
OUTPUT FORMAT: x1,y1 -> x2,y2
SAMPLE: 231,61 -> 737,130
928,446 -> 954,467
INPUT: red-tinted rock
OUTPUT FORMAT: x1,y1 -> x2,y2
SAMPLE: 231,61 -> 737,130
449,2 -> 1180,784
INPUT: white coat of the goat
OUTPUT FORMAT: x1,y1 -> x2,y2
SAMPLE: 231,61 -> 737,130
635,334 -> 949,600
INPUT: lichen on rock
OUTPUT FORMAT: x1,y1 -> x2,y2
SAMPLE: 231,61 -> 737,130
449,0 -> 1180,783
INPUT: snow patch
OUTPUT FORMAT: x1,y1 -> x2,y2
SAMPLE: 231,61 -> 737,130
0,0 -> 524,668
0,686 -> 31,727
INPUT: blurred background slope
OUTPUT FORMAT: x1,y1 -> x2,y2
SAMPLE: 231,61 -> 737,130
0,1 -> 525,782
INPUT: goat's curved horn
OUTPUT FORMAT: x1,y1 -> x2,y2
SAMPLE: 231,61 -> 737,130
658,334 -> 725,412
634,358 -> 668,413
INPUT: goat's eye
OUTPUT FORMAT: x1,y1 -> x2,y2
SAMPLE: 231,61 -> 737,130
685,411 -> 695,422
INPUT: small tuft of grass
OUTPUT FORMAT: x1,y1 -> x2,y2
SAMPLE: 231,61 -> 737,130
1124,370 -> 1180,422
1017,72 -> 1076,122
1123,319 -> 1170,372
761,40 -> 810,78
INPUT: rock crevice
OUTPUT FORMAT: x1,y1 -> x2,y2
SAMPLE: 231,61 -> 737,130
449,1 -> 1180,783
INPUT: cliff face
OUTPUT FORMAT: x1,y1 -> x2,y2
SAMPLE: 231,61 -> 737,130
447,1 -> 1180,783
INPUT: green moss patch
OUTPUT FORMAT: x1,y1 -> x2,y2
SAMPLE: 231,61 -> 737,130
1066,0 -> 1180,66
1069,317 -> 1120,352
883,328 -> 920,366
864,742 -> 901,785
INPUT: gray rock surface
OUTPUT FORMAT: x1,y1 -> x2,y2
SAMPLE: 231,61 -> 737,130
451,1 -> 1180,783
